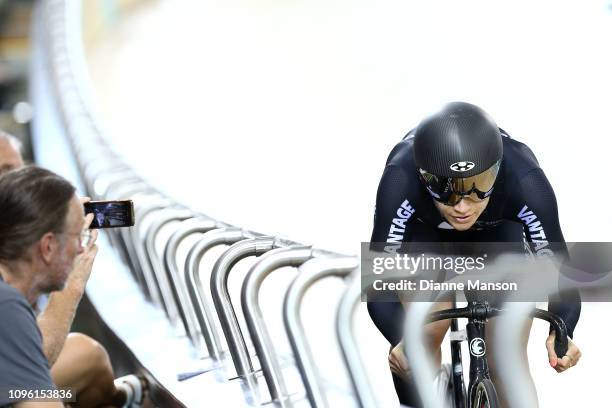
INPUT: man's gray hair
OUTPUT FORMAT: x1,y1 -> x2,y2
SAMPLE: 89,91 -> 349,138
0,166 -> 75,262
0,129 -> 23,153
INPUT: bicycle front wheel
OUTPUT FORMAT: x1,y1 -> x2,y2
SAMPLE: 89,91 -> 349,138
471,379 -> 499,408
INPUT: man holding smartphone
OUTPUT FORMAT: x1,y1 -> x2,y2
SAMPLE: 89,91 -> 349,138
0,132 -> 143,407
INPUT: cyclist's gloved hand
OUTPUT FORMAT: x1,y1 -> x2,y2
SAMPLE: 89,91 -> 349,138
546,333 -> 581,373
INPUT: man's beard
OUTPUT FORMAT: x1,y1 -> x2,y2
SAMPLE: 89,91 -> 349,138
40,278 -> 66,294
41,257 -> 70,294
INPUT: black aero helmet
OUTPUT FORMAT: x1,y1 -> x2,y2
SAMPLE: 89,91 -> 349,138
414,102 -> 503,205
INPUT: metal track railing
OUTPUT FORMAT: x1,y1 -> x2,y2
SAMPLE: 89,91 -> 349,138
37,1 -> 374,407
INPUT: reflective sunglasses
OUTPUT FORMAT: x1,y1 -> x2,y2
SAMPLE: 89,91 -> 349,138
418,160 -> 501,206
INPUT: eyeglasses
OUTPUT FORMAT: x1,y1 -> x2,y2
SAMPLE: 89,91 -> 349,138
58,229 -> 92,248
418,160 -> 501,206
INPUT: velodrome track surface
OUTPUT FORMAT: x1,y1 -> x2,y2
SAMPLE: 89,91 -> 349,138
39,0 -> 612,406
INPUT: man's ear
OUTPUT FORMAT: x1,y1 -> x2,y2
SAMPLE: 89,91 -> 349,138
38,232 -> 58,264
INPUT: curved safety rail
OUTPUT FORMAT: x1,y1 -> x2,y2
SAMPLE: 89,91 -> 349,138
184,228 -> 250,358
92,169 -> 141,198
144,208 -> 198,323
131,197 -> 178,303
210,236 -> 279,377
162,217 -> 220,335
403,302 -> 445,408
491,302 -> 538,407
283,256 -> 359,408
335,273 -> 378,408
104,181 -> 153,278
241,246 -> 315,403
113,191 -> 163,288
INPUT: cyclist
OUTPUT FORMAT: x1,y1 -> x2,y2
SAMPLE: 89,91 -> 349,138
367,102 -> 582,407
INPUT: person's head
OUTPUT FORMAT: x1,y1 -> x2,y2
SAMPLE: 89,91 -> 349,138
413,102 -> 502,231
0,166 -> 85,293
0,130 -> 24,174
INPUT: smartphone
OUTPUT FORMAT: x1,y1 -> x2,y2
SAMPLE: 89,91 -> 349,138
84,200 -> 135,229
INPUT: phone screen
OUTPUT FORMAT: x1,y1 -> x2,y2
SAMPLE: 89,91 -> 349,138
84,200 -> 135,229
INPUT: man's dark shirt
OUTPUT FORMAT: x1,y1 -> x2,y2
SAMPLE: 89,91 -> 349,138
0,276 -> 54,406
371,129 -> 581,337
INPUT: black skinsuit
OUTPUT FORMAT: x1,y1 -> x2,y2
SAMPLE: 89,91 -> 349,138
368,129 -> 580,407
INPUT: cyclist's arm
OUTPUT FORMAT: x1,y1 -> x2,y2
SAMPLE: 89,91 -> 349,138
368,165 -> 418,345
509,167 -> 581,338
370,164 -> 419,252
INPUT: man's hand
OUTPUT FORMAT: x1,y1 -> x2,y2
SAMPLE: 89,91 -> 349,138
389,341 -> 412,382
546,332 -> 581,372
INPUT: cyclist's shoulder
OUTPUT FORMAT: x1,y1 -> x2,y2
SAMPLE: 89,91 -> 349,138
499,130 -> 544,183
501,130 -> 539,168
384,129 -> 416,168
